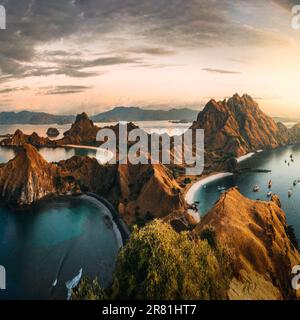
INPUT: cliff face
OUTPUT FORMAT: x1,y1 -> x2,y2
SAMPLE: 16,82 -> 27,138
0,144 -> 186,220
196,188 -> 300,300
289,123 -> 300,144
192,94 -> 290,157
59,157 -> 185,224
0,144 -> 58,206
117,163 -> 185,224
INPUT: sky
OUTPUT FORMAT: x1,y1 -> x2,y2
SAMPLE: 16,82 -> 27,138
0,0 -> 300,117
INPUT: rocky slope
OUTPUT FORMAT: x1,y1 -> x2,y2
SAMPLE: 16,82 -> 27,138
0,144 -> 59,206
191,94 -> 290,157
196,188 -> 300,300
59,157 -> 185,224
117,163 -> 184,224
0,144 -> 186,221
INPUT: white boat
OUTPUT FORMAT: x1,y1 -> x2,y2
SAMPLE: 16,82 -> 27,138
267,191 -> 272,197
294,180 -> 298,186
268,180 -> 272,189
217,186 -> 226,191
298,177 -> 300,183
52,279 -> 58,287
66,268 -> 83,300
253,185 -> 260,192
288,190 -> 293,198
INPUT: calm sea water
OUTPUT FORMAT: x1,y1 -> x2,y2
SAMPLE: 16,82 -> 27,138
195,144 -> 300,240
0,121 -> 191,139
0,196 -> 121,300
0,146 -> 97,164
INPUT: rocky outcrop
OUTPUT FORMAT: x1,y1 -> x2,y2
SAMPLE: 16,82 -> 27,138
289,123 -> 300,144
117,163 -> 185,224
196,188 -> 300,300
56,112 -> 100,146
0,144 -> 58,206
59,157 -> 185,224
0,130 -> 56,147
191,94 -> 290,157
46,128 -> 60,137
0,144 -> 186,220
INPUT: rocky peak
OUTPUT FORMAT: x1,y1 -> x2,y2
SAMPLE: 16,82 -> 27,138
59,112 -> 99,145
75,112 -> 91,124
0,144 -> 57,206
192,93 -> 290,157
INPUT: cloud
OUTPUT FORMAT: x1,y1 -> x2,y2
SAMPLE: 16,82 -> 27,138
202,68 -> 241,74
37,85 -> 93,95
271,0 -> 297,10
127,47 -> 177,56
0,0 -> 293,83
0,86 -> 28,94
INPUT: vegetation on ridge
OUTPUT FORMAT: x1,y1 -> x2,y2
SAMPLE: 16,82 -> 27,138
73,220 -> 233,300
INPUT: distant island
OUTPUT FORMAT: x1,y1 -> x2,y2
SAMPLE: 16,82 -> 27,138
91,106 -> 199,122
0,107 -> 199,125
0,111 -> 75,125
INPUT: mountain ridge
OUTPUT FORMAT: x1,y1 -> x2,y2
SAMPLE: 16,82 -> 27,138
0,107 -> 199,124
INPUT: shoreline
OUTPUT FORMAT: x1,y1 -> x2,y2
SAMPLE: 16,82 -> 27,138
62,144 -> 100,150
184,150 -> 263,205
185,172 -> 233,205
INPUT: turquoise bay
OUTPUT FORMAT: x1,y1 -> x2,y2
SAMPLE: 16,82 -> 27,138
195,144 -> 300,240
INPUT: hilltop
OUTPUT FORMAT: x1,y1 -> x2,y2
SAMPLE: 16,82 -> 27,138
191,94 -> 290,157
196,188 -> 300,299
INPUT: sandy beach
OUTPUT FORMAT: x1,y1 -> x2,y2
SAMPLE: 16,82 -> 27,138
185,172 -> 233,205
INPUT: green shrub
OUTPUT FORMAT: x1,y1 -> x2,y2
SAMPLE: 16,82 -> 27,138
200,225 -> 217,248
116,220 -> 232,299
73,220 -> 233,300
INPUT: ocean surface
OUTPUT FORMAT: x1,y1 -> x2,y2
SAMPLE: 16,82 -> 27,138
0,120 -> 191,139
0,196 -> 121,299
0,146 -> 97,164
194,144 -> 300,240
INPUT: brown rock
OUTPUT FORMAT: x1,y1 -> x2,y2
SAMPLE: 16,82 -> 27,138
192,94 -> 290,157
196,188 -> 300,300
0,144 -> 58,206
0,130 -> 56,147
46,128 -> 60,137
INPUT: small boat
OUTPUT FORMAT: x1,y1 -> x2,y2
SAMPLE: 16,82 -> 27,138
66,268 -> 83,300
285,160 -> 287,163
52,279 -> 58,287
253,185 -> 260,192
298,177 -> 300,183
217,186 -> 226,191
288,189 -> 293,198
267,191 -> 272,197
294,180 -> 298,186
268,180 -> 272,189
290,154 -> 293,159
291,159 -> 294,162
